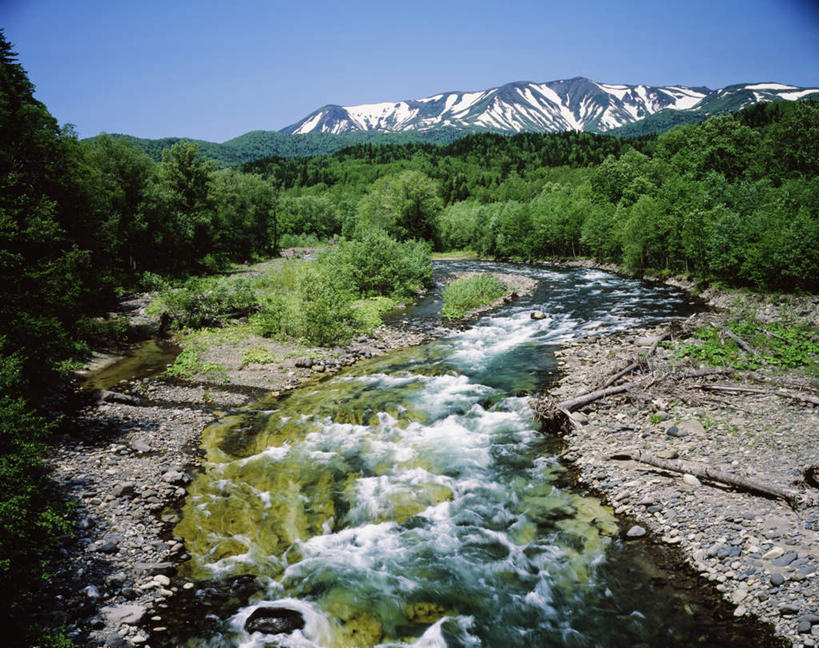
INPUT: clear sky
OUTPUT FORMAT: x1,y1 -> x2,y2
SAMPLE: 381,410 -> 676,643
3,0 -> 818,142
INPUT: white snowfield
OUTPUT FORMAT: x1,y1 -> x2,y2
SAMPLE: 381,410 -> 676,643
287,77 -> 819,135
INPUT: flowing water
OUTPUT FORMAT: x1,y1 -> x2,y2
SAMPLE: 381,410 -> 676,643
166,262 -> 780,648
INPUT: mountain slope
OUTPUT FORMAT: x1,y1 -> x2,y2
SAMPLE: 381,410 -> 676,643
282,77 -> 819,136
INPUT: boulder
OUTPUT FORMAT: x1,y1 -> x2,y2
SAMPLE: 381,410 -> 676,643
244,607 -> 305,635
530,310 -> 546,320
161,470 -> 187,485
676,419 -> 706,436
101,604 -> 146,625
626,525 -> 646,539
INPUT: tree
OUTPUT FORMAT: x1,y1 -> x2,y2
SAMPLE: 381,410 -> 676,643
210,169 -> 276,261
356,170 -> 442,240
144,141 -> 215,271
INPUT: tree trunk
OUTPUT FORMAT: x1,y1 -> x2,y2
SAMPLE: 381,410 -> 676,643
609,449 -> 817,508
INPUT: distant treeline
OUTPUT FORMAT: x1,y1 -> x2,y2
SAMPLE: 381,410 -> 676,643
88,127 -> 472,167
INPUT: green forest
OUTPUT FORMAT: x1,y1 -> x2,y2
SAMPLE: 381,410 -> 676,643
1,27 -> 818,641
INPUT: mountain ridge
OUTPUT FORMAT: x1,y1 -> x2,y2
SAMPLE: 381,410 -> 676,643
281,76 -> 819,136
88,77 -> 819,165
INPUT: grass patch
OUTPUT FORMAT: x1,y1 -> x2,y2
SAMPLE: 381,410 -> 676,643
351,296 -> 397,334
240,346 -> 281,368
165,346 -> 228,381
431,249 -> 479,260
678,320 -> 819,374
442,274 -> 507,320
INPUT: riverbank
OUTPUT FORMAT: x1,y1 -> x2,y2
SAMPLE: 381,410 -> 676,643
531,299 -> 819,646
32,260 -> 539,646
38,321 -> 439,646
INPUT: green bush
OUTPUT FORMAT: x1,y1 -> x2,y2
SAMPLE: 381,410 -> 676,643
678,320 -> 819,374
295,265 -> 355,346
351,296 -> 397,334
252,294 -> 290,338
0,352 -> 72,635
156,277 -> 259,328
319,229 -> 433,298
278,232 -> 326,248
442,274 -> 507,319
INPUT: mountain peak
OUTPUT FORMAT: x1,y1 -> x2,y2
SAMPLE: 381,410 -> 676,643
281,78 -> 819,136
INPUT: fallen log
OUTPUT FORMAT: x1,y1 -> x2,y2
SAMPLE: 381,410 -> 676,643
609,449 -> 818,508
560,381 -> 635,412
531,368 -> 733,434
701,384 -> 819,406
597,332 -> 669,390
720,326 -> 760,358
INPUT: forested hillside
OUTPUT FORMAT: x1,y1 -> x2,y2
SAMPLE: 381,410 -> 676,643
87,128 -> 470,167
246,99 -> 817,291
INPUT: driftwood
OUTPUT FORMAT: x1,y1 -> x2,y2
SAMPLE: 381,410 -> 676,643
701,384 -> 819,406
531,368 -> 733,434
760,327 -> 790,343
610,449 -> 818,508
597,332 -> 670,390
720,326 -> 760,358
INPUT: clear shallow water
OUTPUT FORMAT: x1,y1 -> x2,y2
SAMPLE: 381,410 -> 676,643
165,263 -> 780,648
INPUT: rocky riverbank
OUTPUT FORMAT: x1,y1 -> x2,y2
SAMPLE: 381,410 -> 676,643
532,307 -> 819,647
32,255 -> 545,645
34,319 -> 440,646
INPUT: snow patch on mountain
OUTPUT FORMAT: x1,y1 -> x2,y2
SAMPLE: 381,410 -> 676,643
282,77 -> 819,136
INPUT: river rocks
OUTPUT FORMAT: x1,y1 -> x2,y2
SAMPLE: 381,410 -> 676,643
531,310 -> 546,320
161,469 -> 187,485
112,482 -> 135,499
130,440 -> 151,453
764,547 -> 785,560
97,390 -> 140,405
244,607 -> 305,635
532,312 -> 819,646
676,419 -> 706,436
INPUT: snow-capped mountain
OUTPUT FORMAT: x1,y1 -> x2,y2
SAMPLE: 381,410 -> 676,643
281,77 -> 819,135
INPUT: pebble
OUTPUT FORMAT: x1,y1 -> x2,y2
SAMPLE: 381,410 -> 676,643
772,550 -> 799,567
770,572 -> 785,586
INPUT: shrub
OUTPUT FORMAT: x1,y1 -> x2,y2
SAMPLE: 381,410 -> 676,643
442,274 -> 507,319
319,229 -> 432,298
156,277 -> 259,328
295,265 -> 355,346
351,297 -> 397,334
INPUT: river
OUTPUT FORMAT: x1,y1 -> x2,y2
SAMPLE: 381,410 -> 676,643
162,261 -> 780,647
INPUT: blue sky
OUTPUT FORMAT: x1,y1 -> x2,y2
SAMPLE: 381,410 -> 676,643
3,0 -> 818,141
